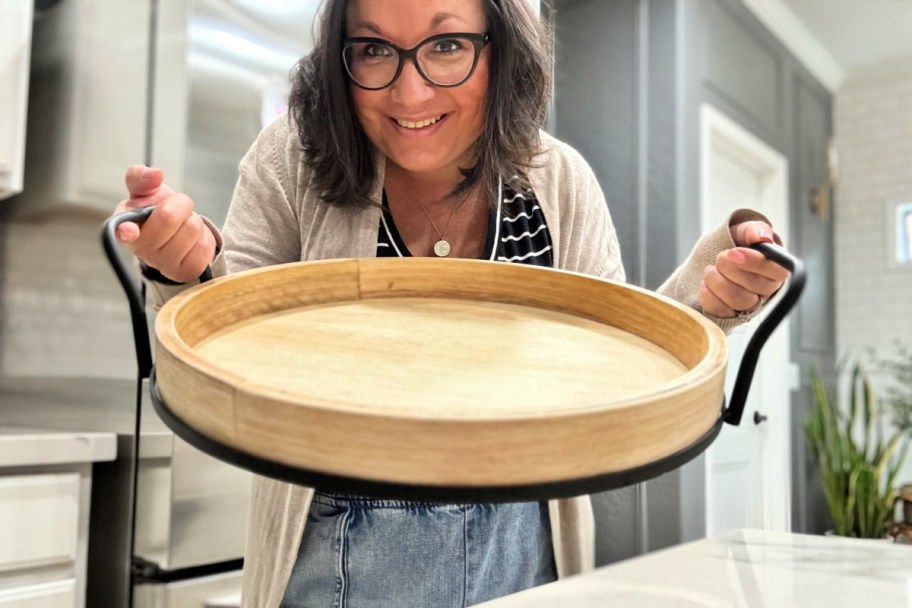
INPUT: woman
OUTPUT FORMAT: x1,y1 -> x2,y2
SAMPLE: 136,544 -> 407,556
114,0 -> 788,605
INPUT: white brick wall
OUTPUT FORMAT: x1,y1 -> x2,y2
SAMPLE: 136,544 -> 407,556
0,209 -> 136,379
835,57 -> 912,356
835,56 -> 912,481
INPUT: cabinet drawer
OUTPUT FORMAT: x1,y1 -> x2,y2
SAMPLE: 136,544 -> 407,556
0,579 -> 76,608
0,474 -> 80,571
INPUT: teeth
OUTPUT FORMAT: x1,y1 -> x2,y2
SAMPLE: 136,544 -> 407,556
396,115 -> 443,129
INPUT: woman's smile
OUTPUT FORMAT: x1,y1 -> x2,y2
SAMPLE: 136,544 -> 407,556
391,113 -> 447,130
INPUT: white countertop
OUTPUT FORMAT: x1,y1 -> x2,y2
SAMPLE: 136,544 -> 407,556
0,376 -> 174,458
478,528 -> 912,607
0,426 -> 117,467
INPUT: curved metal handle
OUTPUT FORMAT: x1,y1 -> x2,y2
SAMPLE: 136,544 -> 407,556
102,207 -> 156,378
722,242 -> 806,426
101,206 -> 213,378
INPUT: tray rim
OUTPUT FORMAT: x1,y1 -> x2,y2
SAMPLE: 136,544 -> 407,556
149,364 -> 727,501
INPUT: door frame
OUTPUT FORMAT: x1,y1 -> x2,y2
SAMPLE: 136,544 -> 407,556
699,102 -> 792,533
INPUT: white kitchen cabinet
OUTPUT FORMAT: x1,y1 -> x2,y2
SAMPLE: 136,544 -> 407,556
0,0 -> 33,200
0,580 -> 77,608
133,571 -> 243,608
0,428 -> 116,608
12,0 -> 150,214
0,474 -> 80,572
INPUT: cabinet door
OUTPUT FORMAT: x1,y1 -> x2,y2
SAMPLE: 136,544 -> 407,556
16,0 -> 149,212
0,474 -> 80,571
0,580 -> 76,608
0,0 -> 33,200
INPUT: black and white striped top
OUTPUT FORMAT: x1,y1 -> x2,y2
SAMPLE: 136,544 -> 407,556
377,180 -> 554,267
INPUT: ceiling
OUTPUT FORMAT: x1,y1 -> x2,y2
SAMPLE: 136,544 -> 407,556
743,0 -> 912,90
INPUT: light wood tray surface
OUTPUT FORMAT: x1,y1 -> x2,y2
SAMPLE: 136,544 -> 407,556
154,258 -> 728,488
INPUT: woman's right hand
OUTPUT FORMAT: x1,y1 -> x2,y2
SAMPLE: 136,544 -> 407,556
115,165 -> 217,283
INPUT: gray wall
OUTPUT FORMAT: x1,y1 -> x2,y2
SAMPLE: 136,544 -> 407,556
551,0 -> 835,564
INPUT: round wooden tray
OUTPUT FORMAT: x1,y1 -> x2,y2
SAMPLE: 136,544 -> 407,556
152,258 -> 729,497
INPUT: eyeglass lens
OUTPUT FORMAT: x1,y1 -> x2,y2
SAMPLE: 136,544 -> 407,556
344,36 -> 479,89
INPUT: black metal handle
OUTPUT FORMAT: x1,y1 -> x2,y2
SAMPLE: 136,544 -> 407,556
722,242 -> 805,426
102,207 -> 156,378
101,206 -> 213,379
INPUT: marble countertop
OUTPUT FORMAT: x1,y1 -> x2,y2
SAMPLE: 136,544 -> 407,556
0,426 -> 117,467
478,528 -> 911,607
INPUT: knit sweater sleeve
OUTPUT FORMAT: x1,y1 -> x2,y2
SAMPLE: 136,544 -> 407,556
144,117 -> 303,308
657,208 -> 781,333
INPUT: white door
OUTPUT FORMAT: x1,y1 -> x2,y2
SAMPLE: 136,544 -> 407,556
700,104 -> 792,535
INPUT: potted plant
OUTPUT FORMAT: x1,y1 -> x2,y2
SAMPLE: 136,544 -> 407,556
872,342 -> 912,541
872,342 -> 912,433
805,358 -> 911,538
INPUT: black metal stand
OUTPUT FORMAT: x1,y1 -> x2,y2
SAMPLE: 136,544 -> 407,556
100,207 -> 221,604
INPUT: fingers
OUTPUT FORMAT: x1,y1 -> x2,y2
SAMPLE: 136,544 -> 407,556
125,165 -> 172,201
113,165 -> 216,282
129,194 -> 194,254
715,248 -> 788,296
115,166 -> 176,243
700,247 -> 791,318
731,220 -> 776,247
700,279 -> 747,319
701,265 -> 761,317
153,213 -> 215,282
115,221 -> 141,244
176,219 -> 218,280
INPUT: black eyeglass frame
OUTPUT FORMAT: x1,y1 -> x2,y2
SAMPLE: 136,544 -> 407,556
342,32 -> 490,91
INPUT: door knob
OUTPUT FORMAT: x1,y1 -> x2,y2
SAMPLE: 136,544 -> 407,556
754,411 -> 768,425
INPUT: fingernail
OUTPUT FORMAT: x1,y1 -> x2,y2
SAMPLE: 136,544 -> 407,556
728,248 -> 746,264
759,228 -> 774,242
116,226 -> 134,243
141,167 -> 156,179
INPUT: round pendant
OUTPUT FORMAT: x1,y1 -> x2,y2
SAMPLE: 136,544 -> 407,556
433,239 -> 451,257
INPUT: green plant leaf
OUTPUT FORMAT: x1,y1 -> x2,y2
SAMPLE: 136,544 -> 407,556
806,358 -> 911,538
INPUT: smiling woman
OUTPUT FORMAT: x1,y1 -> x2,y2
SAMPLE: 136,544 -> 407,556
289,0 -> 551,213
112,0 -> 792,604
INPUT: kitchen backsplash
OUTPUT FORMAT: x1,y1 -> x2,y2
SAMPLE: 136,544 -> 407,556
0,207 -> 136,379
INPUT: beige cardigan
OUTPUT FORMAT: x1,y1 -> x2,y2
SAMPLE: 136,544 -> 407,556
149,117 -> 763,607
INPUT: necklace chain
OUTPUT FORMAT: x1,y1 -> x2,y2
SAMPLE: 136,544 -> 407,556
404,178 -> 461,257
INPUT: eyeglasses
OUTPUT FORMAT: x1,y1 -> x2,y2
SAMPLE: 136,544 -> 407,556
342,32 -> 490,91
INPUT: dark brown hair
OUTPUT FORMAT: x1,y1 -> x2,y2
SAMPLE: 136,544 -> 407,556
288,0 -> 553,207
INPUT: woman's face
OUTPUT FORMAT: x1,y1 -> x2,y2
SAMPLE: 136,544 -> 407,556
345,0 -> 490,181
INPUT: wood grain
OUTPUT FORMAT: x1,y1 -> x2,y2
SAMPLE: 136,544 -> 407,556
155,258 -> 728,487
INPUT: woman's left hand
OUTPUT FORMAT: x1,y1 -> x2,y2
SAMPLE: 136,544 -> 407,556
699,221 -> 790,319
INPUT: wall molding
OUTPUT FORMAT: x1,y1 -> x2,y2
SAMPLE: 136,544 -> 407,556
741,0 -> 845,92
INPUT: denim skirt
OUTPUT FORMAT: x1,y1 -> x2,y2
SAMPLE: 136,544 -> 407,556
279,492 -> 557,608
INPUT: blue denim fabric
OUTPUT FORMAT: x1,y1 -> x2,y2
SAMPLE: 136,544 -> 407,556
279,493 -> 556,607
